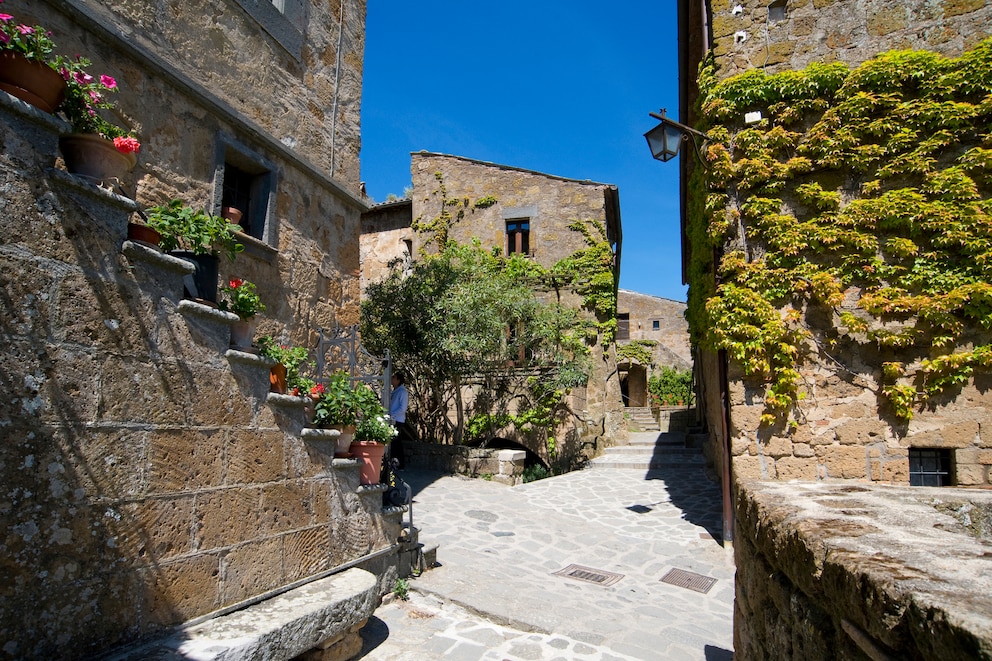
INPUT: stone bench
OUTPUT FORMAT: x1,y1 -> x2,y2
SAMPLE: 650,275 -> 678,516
104,568 -> 377,661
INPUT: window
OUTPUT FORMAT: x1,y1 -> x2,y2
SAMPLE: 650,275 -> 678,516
652,320 -> 660,331
617,313 -> 630,341
231,0 -> 306,58
215,136 -> 276,248
768,0 -> 787,22
909,448 -> 953,486
506,219 -> 530,256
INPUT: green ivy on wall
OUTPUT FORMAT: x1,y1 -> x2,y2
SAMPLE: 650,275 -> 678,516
693,38 -> 992,423
617,339 -> 657,366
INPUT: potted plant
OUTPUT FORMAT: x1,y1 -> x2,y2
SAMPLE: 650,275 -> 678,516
257,337 -> 311,395
0,11 -> 66,112
218,278 -> 264,348
311,372 -> 381,461
55,54 -> 140,185
351,400 -> 395,484
145,199 -> 243,303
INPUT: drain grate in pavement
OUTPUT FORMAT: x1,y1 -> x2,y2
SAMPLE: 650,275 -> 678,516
660,568 -> 717,594
553,564 -> 624,587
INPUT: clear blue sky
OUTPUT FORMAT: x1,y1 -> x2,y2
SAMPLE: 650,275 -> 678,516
360,1 -> 686,302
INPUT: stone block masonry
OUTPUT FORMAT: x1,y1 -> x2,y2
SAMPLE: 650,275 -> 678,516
734,481 -> 992,659
0,27 -> 388,656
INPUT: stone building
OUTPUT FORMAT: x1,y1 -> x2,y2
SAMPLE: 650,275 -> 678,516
616,289 -> 692,407
0,0 -> 399,658
678,0 -> 992,499
361,152 -> 626,464
675,1 -> 992,657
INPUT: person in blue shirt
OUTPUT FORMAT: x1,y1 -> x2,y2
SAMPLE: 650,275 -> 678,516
389,371 -> 409,466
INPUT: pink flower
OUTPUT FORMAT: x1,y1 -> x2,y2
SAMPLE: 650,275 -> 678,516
100,75 -> 117,89
0,33 -> 8,45
73,70 -> 93,85
88,90 -> 102,103
0,14 -> 13,22
113,136 -> 141,154
15,24 -> 32,35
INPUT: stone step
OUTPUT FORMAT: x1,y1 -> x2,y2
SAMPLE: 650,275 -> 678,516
604,445 -> 701,455
587,454 -> 708,470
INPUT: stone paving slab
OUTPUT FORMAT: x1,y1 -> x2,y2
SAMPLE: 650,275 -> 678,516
358,466 -> 735,660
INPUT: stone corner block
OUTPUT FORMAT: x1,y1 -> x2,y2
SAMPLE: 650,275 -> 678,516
105,568 -> 378,661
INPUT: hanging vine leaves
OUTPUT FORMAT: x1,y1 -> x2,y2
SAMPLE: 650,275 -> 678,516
693,37 -> 992,423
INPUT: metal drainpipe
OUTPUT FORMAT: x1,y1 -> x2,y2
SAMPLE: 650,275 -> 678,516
718,348 -> 734,546
328,0 -> 346,176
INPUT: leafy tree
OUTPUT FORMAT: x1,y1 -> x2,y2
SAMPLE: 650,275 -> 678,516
361,241 -> 592,450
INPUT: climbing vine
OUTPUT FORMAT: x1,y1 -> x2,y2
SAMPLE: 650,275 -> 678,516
617,339 -> 656,366
694,38 -> 992,423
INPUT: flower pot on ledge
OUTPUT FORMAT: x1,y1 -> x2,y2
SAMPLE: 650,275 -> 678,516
59,133 -> 136,185
270,363 -> 287,393
350,441 -> 386,485
0,51 -> 66,113
230,317 -> 256,349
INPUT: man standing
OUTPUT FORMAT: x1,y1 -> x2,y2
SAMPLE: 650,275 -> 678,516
389,371 -> 409,467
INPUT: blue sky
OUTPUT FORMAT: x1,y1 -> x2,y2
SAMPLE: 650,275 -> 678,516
360,1 -> 686,302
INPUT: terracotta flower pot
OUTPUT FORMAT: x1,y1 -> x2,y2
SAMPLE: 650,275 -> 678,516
0,51 -> 66,113
59,133 -> 136,185
221,206 -> 243,225
230,317 -> 256,349
350,441 -> 386,485
269,363 -> 287,393
126,222 -> 161,247
333,425 -> 356,458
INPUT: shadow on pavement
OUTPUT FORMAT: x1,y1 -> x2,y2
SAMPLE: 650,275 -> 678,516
355,615 -> 388,658
645,435 -> 724,543
393,467 -> 449,498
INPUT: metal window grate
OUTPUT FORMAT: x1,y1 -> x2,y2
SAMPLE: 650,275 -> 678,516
660,568 -> 717,594
909,448 -> 952,487
553,564 -> 624,587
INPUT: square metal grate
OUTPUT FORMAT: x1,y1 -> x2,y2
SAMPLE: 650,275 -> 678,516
660,568 -> 718,594
553,564 -> 624,587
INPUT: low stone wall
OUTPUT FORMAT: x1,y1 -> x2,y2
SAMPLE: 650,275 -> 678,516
734,481 -> 992,660
402,441 -> 525,485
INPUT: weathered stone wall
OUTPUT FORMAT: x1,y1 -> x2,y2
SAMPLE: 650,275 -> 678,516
410,152 -> 620,266
688,1 -> 992,487
0,100 -> 397,659
0,0 -> 389,657
734,481 -> 992,660
708,0 -> 992,80
360,199 -> 413,294
617,289 -> 692,369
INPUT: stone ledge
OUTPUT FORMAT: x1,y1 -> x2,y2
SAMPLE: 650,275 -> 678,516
178,299 -> 240,324
226,348 -> 275,367
301,427 -> 342,441
356,483 -> 389,494
267,392 -> 308,407
48,167 -> 142,208
736,481 -> 992,659
122,240 -> 197,274
104,567 -> 378,661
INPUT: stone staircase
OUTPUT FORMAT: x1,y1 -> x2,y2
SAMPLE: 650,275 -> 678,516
591,408 -> 705,470
626,406 -> 660,432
